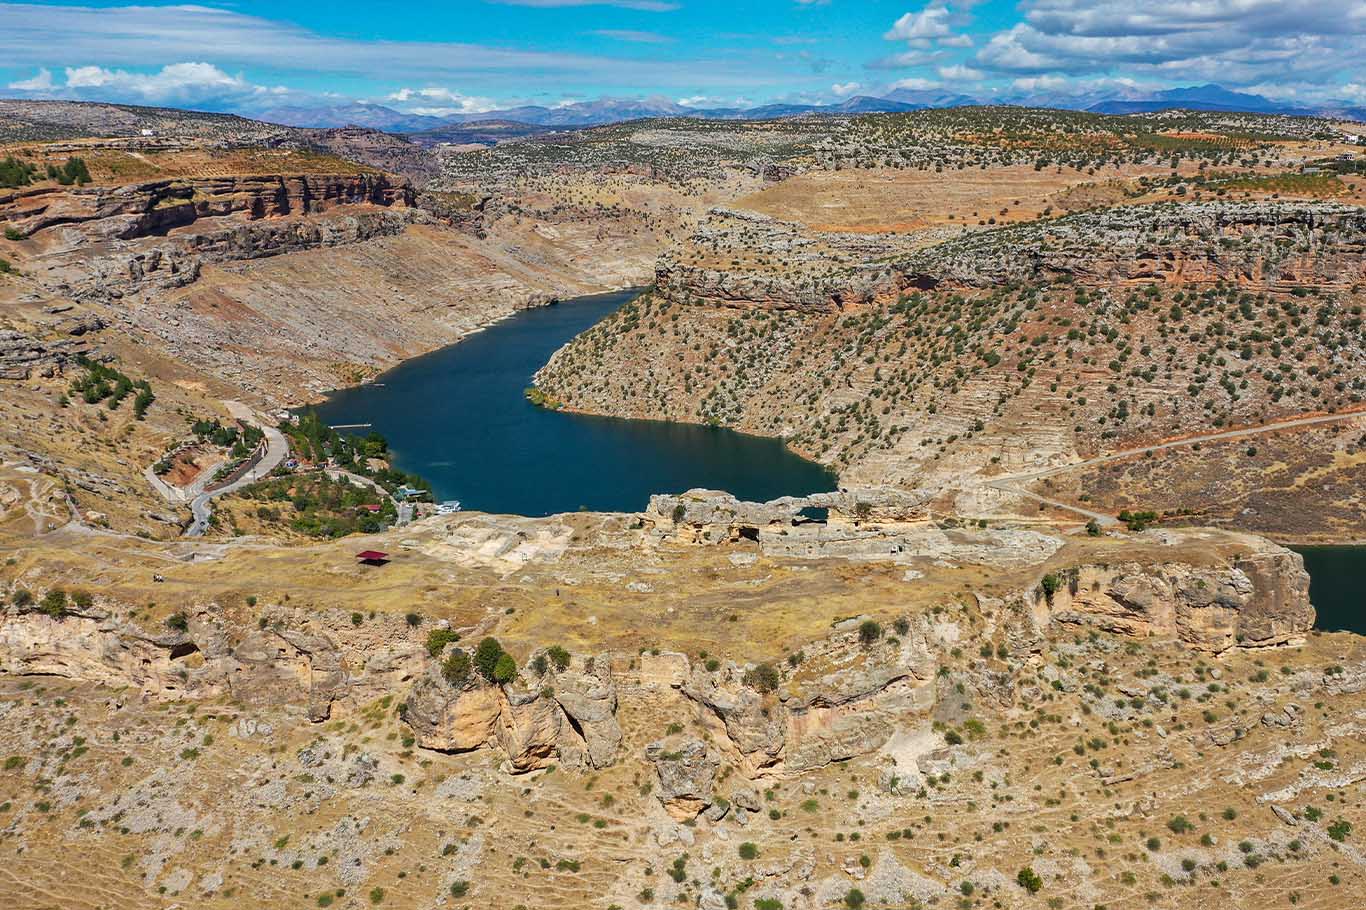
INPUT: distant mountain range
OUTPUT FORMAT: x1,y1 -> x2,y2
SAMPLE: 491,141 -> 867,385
249,84 -> 1366,137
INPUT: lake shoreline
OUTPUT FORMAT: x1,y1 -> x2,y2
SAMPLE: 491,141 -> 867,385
306,290 -> 837,516
287,285 -> 650,410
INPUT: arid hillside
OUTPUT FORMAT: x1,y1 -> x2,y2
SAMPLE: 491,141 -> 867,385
0,109 -> 739,536
534,110 -> 1366,541
0,103 -> 1362,910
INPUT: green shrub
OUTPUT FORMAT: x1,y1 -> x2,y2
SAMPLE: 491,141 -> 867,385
738,842 -> 758,860
492,653 -> 517,684
1017,867 -> 1043,893
474,637 -> 506,681
425,628 -> 460,657
39,589 -> 66,618
858,620 -> 882,645
547,645 -> 571,671
442,650 -> 472,687
743,663 -> 780,693
844,889 -> 866,909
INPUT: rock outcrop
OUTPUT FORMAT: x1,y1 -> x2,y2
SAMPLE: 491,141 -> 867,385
1036,538 -> 1314,652
402,651 -> 622,772
645,738 -> 720,821
654,202 -> 1366,314
4,173 -> 413,241
676,625 -> 939,778
0,601 -> 419,718
0,328 -> 94,379
44,208 -> 427,302
645,488 -> 932,543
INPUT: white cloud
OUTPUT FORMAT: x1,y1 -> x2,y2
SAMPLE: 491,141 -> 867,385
889,77 -> 942,92
937,64 -> 984,82
0,3 -> 776,94
976,0 -> 1366,86
8,67 -> 54,91
3,60 -> 301,108
866,48 -> 947,71
386,87 -> 497,114
1009,74 -> 1069,94
885,6 -> 953,42
831,81 -> 861,97
62,62 -> 247,98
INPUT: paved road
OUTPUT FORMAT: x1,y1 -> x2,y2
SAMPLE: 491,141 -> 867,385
186,405 -> 289,537
981,407 -> 1366,526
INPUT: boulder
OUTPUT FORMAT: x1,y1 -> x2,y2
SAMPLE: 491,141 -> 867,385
646,738 -> 720,821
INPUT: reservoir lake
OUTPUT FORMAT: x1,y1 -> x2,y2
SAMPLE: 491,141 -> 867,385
308,290 -> 837,517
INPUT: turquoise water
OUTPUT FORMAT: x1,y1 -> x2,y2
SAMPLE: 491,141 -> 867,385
308,290 -> 837,517
1295,546 -> 1365,635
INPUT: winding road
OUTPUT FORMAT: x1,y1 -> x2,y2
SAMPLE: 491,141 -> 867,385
185,403 -> 290,537
980,407 -> 1366,526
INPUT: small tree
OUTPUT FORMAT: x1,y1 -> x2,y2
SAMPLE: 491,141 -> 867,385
547,645 -> 571,672
492,653 -> 517,684
1017,867 -> 1043,893
743,663 -> 780,693
39,589 -> 66,619
442,650 -> 472,687
474,637 -> 506,681
425,628 -> 460,657
858,620 -> 883,646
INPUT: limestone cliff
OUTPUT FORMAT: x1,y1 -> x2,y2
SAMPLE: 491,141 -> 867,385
652,202 -> 1366,315
3,173 -> 413,242
1034,538 -> 1315,653
402,649 -> 622,772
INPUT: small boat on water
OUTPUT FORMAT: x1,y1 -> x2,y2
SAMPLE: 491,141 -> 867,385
436,500 -> 462,515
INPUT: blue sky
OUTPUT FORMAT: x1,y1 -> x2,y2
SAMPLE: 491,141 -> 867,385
2,1 -> 1364,114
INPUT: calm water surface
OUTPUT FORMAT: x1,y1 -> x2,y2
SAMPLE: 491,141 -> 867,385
309,291 -> 836,516
1295,546 -> 1366,635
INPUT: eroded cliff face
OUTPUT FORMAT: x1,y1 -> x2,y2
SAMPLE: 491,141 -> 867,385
653,202 -> 1366,315
402,651 -> 622,773
0,532 -> 1316,795
3,173 -> 413,243
0,602 -> 421,720
1035,542 -> 1315,653
678,631 -> 939,779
